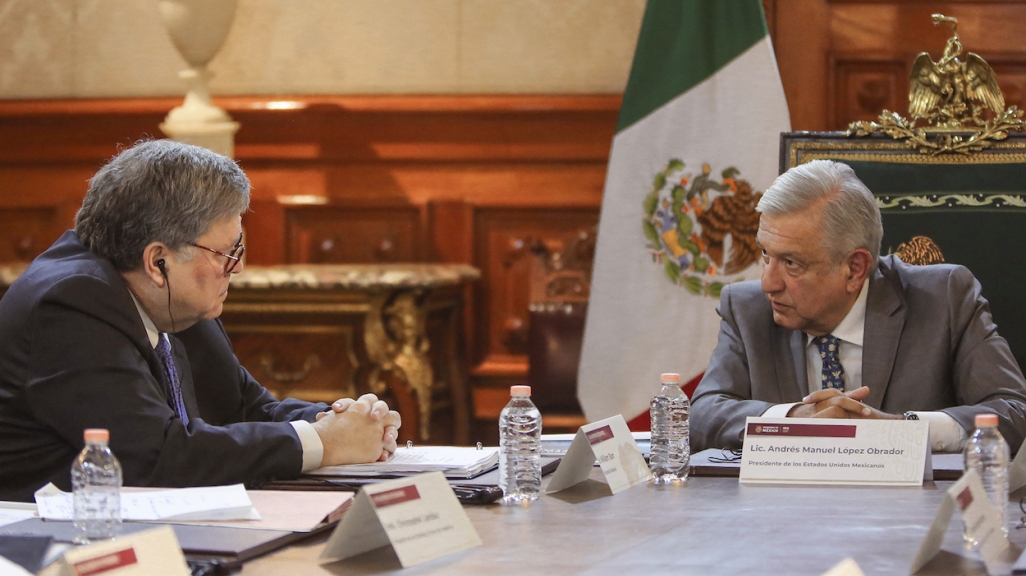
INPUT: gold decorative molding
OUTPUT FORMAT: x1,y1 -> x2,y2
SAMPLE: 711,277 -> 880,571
231,263 -> 480,290
876,193 -> 1026,211
789,140 -> 1026,168
364,291 -> 435,440
846,14 -> 1026,156
222,302 -> 370,314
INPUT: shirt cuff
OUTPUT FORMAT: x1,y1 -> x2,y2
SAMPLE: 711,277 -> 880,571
290,420 -> 325,472
914,411 -> 969,452
763,403 -> 799,418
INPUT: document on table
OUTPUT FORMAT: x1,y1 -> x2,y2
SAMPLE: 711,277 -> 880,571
171,491 -> 354,533
309,446 -> 499,479
34,483 -> 258,522
0,502 -> 36,528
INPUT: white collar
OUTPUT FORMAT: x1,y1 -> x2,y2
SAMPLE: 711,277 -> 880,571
807,278 -> 869,347
129,292 -> 160,349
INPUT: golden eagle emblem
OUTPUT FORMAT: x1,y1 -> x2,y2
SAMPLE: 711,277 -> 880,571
894,236 -> 945,266
642,161 -> 762,297
848,14 -> 1025,155
909,15 -> 1003,128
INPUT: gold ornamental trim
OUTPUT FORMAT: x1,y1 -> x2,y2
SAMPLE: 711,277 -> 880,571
224,325 -> 353,334
222,302 -> 370,314
876,193 -> 1026,211
797,151 -> 1026,166
846,14 -> 1026,155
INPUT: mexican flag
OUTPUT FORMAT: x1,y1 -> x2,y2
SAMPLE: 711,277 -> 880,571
578,0 -> 790,428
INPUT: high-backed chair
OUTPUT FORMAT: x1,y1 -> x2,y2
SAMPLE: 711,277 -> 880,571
526,229 -> 595,432
781,131 -> 1026,372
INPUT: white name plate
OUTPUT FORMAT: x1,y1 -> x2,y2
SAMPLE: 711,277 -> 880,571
319,471 -> 481,568
44,525 -> 190,576
545,414 -> 652,494
911,468 -> 1010,574
740,417 -> 929,486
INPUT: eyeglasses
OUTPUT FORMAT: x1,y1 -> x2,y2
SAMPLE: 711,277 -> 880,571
193,233 -> 245,274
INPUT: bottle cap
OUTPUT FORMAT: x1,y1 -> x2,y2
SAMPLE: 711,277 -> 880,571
510,385 -> 532,397
660,373 -> 681,384
974,414 -> 999,428
83,428 -> 109,443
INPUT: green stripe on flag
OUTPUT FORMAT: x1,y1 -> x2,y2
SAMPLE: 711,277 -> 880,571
617,0 -> 769,133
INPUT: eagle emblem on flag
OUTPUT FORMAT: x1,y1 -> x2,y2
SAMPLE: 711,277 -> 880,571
643,160 -> 762,297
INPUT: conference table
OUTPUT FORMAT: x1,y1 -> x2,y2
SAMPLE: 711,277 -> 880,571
243,468 -> 1026,575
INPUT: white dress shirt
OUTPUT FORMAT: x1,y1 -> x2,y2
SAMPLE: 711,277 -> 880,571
130,295 -> 324,471
761,280 -> 968,452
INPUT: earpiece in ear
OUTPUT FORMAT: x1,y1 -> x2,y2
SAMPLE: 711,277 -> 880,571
156,259 -> 167,278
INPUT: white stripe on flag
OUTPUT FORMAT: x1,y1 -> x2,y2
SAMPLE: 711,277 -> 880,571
579,37 -> 790,424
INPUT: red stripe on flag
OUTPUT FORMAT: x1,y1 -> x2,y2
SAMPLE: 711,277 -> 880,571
626,372 -> 703,432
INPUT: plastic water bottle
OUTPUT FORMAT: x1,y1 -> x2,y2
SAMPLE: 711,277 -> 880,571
650,373 -> 690,482
963,413 -> 1009,546
72,428 -> 122,543
498,385 -> 542,504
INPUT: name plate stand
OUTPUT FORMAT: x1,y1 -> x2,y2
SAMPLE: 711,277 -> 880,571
912,469 -> 1012,574
740,417 -> 930,486
545,415 -> 652,495
319,471 -> 481,568
44,526 -> 190,576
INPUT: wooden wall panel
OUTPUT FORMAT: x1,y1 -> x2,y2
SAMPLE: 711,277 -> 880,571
0,207 -> 61,262
830,57 -> 906,128
0,96 -> 615,438
469,207 -> 601,377
283,203 -> 426,264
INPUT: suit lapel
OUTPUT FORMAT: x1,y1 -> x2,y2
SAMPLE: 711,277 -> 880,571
772,324 -> 807,402
861,266 -> 905,409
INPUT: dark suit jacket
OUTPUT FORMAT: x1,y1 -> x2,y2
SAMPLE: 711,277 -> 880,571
0,231 -> 326,501
691,255 -> 1026,453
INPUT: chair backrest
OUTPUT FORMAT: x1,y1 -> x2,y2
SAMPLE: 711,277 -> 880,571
525,229 -> 595,413
528,301 -> 587,412
782,132 -> 1026,371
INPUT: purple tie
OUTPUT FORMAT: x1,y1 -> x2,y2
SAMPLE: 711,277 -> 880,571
155,333 -> 190,425
816,334 -> 846,391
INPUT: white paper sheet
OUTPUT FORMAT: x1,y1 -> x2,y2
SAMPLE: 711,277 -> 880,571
33,483 -> 258,522
310,446 -> 499,478
0,502 -> 36,528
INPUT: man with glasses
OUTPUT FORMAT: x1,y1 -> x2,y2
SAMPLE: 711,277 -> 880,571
0,140 -> 401,501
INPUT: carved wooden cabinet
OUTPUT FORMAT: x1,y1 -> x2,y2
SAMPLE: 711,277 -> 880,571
220,264 -> 479,445
0,263 -> 478,445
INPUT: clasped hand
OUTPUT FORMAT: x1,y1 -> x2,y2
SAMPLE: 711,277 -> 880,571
786,386 -> 900,420
312,393 -> 402,466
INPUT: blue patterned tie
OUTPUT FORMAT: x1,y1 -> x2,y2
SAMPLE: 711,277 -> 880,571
816,335 -> 845,391
155,333 -> 190,425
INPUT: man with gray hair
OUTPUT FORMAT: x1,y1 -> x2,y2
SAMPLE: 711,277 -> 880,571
691,160 -> 1026,453
0,140 -> 401,501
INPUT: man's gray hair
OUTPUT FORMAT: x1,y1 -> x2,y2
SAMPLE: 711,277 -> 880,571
75,139 -> 250,271
757,160 -> 882,272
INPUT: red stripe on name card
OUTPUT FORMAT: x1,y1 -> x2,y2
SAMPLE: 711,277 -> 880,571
586,425 -> 614,445
957,487 -> 974,511
370,485 -> 421,508
746,423 -> 857,438
73,548 -> 138,576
